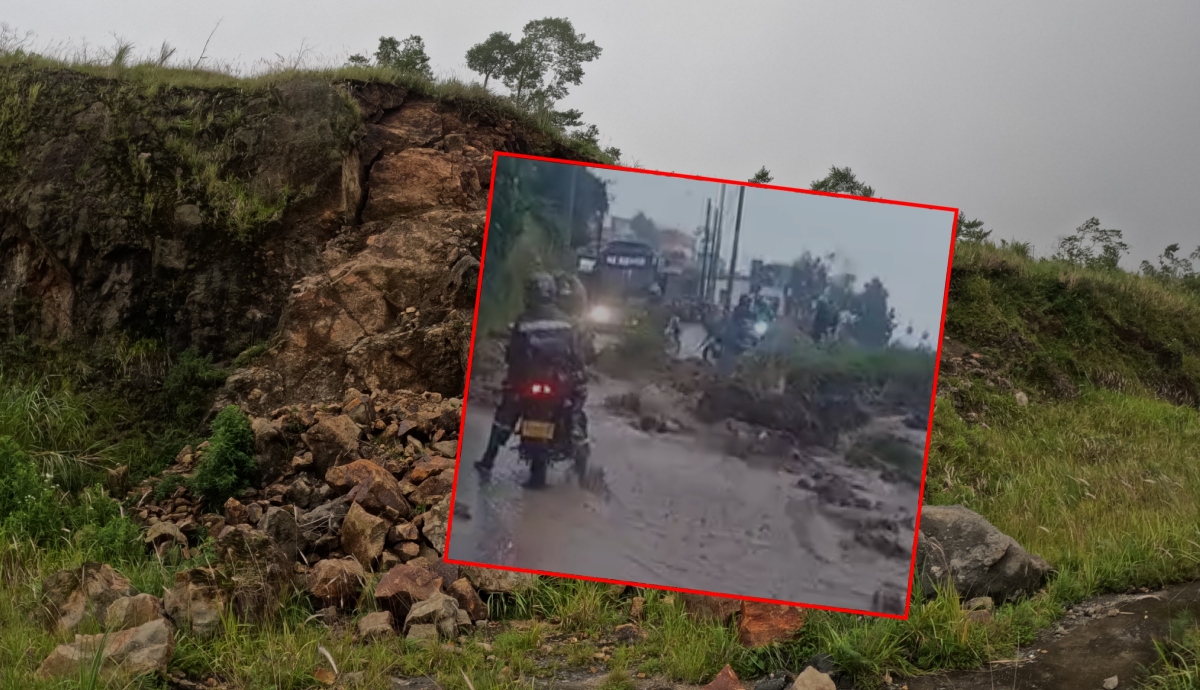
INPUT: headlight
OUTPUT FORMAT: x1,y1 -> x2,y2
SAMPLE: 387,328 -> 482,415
588,304 -> 615,324
753,321 -> 768,336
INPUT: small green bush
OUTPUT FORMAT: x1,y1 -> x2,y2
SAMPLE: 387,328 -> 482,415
0,435 -> 60,542
159,348 -> 228,426
190,405 -> 258,509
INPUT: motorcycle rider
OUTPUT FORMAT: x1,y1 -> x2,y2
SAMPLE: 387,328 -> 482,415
474,272 -> 590,487
555,270 -> 597,363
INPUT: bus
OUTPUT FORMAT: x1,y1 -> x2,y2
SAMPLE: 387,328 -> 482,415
593,240 -> 661,300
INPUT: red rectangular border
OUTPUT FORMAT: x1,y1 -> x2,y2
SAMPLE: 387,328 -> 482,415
443,151 -> 961,621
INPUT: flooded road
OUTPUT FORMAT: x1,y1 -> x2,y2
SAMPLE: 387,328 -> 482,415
447,368 -> 918,612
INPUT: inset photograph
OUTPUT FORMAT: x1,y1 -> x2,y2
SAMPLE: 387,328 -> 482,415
447,153 -> 956,617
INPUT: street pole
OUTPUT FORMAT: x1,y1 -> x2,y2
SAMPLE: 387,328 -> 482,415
566,165 -> 578,244
711,185 -> 727,306
699,199 -> 712,301
725,185 -> 746,312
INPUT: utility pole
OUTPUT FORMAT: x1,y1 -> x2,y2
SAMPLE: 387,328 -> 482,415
710,185 -> 727,306
698,199 -> 712,300
566,165 -> 579,243
725,185 -> 746,311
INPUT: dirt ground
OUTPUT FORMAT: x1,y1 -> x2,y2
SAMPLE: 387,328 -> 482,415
447,331 -> 920,613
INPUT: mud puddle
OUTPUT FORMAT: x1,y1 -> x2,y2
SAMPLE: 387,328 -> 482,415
904,580 -> 1200,690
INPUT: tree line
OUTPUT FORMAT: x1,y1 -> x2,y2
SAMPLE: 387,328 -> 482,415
346,18 -> 619,162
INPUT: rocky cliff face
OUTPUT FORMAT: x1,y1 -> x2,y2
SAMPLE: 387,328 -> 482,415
0,65 -> 595,408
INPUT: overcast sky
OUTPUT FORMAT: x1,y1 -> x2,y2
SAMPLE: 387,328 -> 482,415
7,0 -> 1199,270
591,166 -> 954,340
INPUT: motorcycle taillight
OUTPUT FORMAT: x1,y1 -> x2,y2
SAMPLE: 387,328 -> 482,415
530,383 -> 553,396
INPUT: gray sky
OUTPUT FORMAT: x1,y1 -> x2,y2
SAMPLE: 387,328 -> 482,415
593,166 -> 955,341
8,0 -> 1199,269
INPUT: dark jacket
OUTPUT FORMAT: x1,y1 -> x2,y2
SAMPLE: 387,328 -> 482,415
505,304 -> 588,393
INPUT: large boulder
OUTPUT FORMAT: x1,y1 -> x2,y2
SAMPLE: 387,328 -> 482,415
917,505 -> 1052,602
408,469 -> 453,506
307,558 -> 367,608
326,459 -> 412,517
301,415 -> 362,475
41,563 -> 138,633
447,578 -> 488,622
36,618 -> 175,680
162,568 -> 230,638
680,593 -> 741,624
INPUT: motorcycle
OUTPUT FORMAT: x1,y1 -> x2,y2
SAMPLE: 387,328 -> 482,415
514,376 -> 589,488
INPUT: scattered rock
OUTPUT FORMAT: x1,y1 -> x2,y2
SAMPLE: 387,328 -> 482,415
36,618 -> 174,680
388,521 -> 420,543
224,497 -> 249,526
409,456 -> 455,483
298,495 -> 353,551
405,592 -> 459,639
327,459 -> 412,517
307,558 -> 366,608
341,502 -> 389,568
460,566 -> 535,594
375,564 -> 444,618
917,505 -> 1052,603
41,563 -> 138,634
421,495 -> 450,554
162,568 -> 229,639
629,596 -> 645,621
251,416 -> 290,482
737,601 -> 806,647
792,666 -> 836,690
680,592 -> 741,624
106,593 -> 164,630
409,470 -> 453,505
258,507 -> 301,560
1014,390 -> 1029,406
447,578 -> 488,621
406,623 -> 439,643
357,610 -> 395,640
964,596 -> 994,612
1103,676 -> 1119,690
703,664 -> 745,690
302,415 -> 362,475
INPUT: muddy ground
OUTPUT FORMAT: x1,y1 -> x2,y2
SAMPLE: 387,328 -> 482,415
446,323 -> 920,613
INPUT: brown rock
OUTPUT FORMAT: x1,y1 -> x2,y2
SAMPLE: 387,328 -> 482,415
404,592 -> 459,639
398,542 -> 421,560
106,594 -> 164,630
162,568 -> 229,639
703,664 -> 745,690
409,470 -> 453,505
447,578 -> 487,621
251,416 -> 290,482
326,460 -> 412,517
461,566 -> 536,594
737,601 -> 806,647
302,415 -> 362,475
431,440 -> 459,458
36,618 -> 174,680
421,495 -> 451,555
374,564 -> 444,618
307,558 -> 366,608
41,563 -> 138,634
388,521 -> 419,543
341,502 -> 389,568
357,610 -> 395,640
224,498 -> 249,526
792,666 -> 836,690
629,596 -> 645,621
408,456 -> 455,483
680,593 -> 741,624
258,506 -> 301,560
145,521 -> 187,553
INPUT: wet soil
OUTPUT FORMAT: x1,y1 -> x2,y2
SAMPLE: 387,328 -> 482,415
446,368 -> 919,613
904,581 -> 1200,690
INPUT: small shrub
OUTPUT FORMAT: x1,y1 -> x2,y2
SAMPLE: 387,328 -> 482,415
190,405 -> 257,508
159,348 -> 228,426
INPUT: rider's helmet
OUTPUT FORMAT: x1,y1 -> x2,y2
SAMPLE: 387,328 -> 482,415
525,272 -> 557,309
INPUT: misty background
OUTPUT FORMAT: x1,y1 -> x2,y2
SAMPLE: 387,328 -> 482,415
595,168 -> 955,342
5,0 -> 1198,267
